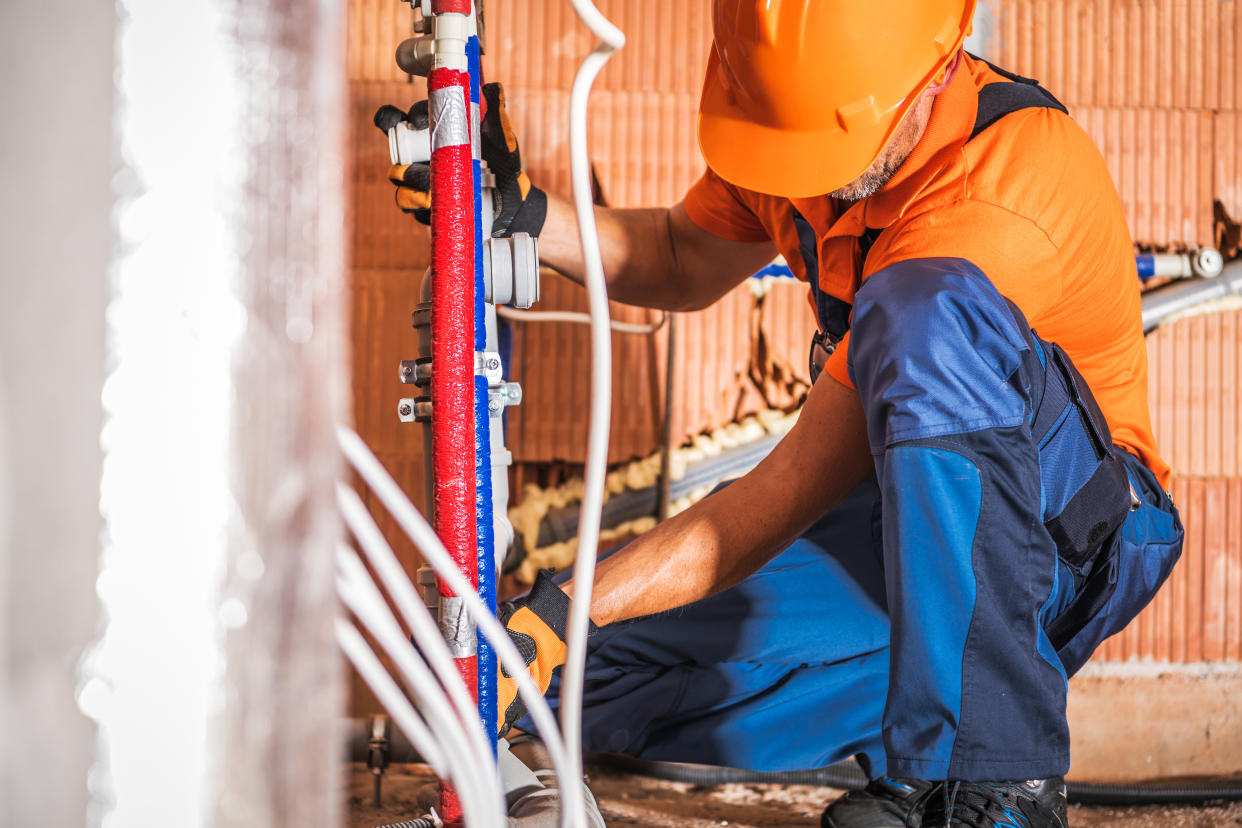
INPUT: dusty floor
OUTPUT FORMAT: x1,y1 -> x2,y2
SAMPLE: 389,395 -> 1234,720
345,763 -> 1242,827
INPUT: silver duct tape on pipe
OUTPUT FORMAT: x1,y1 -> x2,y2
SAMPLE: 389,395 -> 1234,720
1142,259 -> 1242,333
87,0 -> 348,825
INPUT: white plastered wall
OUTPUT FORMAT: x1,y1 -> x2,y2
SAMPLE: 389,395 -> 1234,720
0,2 -> 115,825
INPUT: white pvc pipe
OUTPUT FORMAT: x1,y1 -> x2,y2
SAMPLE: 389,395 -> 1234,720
559,2 -> 626,825
336,426 -> 580,825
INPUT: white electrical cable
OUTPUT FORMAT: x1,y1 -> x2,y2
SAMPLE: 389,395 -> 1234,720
334,521 -> 509,828
498,305 -> 667,335
337,485 -> 487,753
568,0 -> 625,51
340,443 -> 510,825
336,426 -> 581,827
337,549 -> 505,828
336,619 -> 499,828
338,616 -> 495,827
337,578 -> 499,828
335,620 -> 448,776
335,543 -> 501,818
559,3 -> 626,828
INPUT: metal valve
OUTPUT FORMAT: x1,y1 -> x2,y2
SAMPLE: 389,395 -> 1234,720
395,36 -> 435,77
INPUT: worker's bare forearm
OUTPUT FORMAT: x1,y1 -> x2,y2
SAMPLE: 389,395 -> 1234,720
538,195 -> 693,308
537,193 -> 777,312
566,376 -> 874,627
580,467 -> 816,625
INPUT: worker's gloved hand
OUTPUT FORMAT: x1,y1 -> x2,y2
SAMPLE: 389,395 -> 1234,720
496,569 -> 595,737
372,82 -> 547,237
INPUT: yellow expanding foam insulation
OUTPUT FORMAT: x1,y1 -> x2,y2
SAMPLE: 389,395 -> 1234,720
509,407 -> 801,584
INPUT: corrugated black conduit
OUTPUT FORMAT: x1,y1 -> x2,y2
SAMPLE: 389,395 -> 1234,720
1065,780 -> 1242,806
590,753 -> 1242,806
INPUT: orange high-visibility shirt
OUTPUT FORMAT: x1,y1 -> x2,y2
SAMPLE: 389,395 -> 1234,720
684,53 -> 1169,487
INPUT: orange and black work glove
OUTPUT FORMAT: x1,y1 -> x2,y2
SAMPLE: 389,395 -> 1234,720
372,82 -> 548,237
496,569 -> 596,737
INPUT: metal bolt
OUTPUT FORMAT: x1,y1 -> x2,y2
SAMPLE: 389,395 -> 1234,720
501,383 -> 523,405
487,356 -> 501,371
488,399 -> 503,414
398,403 -> 413,417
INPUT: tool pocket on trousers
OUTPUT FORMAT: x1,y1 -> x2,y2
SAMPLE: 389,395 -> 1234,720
1050,456 -> 1184,674
1035,342 -> 1133,576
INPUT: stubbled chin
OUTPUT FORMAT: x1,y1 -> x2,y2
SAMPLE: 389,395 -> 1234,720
829,177 -> 885,202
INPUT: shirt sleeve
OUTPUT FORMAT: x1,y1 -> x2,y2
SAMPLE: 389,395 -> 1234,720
822,331 -> 854,388
683,168 -> 772,243
824,199 -> 1063,391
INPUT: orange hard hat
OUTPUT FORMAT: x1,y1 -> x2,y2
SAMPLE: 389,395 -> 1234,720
698,0 -> 977,198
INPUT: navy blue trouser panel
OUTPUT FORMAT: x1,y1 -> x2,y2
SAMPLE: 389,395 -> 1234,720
849,258 -> 1073,780
519,478 -> 893,773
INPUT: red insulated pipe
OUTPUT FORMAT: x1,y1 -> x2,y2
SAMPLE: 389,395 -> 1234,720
431,0 -> 471,13
429,65 -> 477,828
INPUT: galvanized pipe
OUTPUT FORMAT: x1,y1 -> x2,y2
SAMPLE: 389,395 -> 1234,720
1142,258 -> 1242,333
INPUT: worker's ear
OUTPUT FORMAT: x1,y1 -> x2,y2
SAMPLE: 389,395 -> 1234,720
925,49 -> 963,97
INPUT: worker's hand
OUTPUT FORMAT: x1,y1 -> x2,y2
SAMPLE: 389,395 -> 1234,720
373,82 -> 547,237
496,569 -> 594,737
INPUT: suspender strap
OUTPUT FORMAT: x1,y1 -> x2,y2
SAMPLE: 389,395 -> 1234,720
799,60 -> 1068,368
969,55 -> 1068,141
793,208 -> 853,341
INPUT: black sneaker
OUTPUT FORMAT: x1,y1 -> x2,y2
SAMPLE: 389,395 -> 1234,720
923,778 -> 1068,827
821,777 -> 937,827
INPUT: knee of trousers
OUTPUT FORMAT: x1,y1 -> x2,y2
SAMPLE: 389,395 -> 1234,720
848,257 -> 1044,453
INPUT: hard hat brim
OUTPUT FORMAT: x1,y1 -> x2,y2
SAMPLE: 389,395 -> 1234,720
696,36 -> 963,199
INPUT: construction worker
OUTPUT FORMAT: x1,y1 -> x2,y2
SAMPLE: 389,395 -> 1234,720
378,2 -> 1184,825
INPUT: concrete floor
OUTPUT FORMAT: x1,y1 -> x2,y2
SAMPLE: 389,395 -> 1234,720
346,763 -> 1242,827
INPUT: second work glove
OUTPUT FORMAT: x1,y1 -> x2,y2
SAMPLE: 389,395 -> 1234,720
496,569 -> 595,737
373,82 -> 548,237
